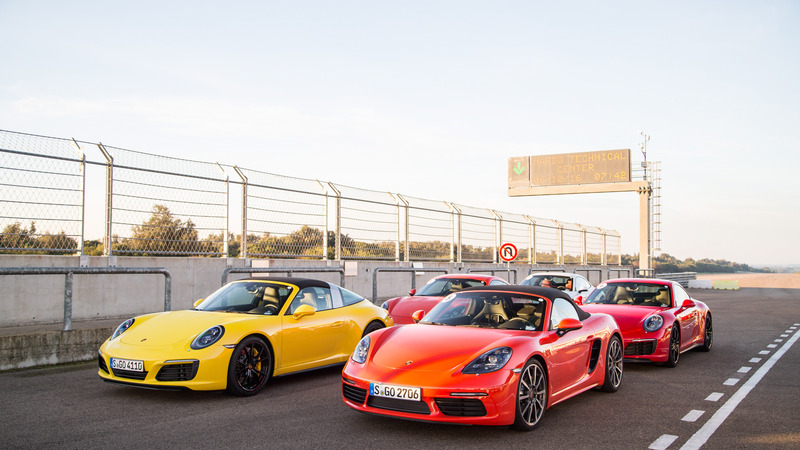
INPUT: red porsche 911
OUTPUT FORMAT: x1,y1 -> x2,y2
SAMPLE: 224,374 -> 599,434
580,278 -> 712,367
343,285 -> 623,430
380,274 -> 509,325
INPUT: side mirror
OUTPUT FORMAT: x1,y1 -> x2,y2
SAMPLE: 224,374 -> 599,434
411,310 -> 425,323
193,299 -> 204,308
574,296 -> 583,305
680,299 -> 696,310
292,304 -> 316,320
409,288 -> 417,296
555,317 -> 583,336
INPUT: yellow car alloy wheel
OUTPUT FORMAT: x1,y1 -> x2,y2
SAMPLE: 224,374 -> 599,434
227,336 -> 273,396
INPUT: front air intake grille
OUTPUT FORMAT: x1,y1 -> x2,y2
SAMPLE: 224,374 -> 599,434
156,361 -> 199,382
367,396 -> 431,415
625,340 -> 657,356
111,368 -> 148,380
435,398 -> 487,417
343,383 -> 368,404
98,355 -> 109,374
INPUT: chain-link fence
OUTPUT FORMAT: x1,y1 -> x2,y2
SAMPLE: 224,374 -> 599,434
0,131 -> 85,253
101,144 -> 229,256
1,129 -> 622,264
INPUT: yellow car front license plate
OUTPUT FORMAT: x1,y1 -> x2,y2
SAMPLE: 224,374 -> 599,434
110,357 -> 144,372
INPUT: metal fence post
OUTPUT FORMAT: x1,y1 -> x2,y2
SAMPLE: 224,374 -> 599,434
234,166 -> 248,259
448,202 -> 462,263
97,143 -> 113,256
63,271 -> 73,331
491,209 -> 502,264
553,219 -> 564,265
71,139 -> 86,255
577,224 -> 587,265
524,215 -> 536,265
327,183 -> 342,260
215,163 -> 230,257
397,194 -> 410,262
388,193 -> 400,262
316,180 -> 329,260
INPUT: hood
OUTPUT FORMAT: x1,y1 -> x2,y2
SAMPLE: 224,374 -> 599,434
119,310 -> 261,347
371,324 -> 527,372
388,296 -> 444,320
581,304 -> 664,334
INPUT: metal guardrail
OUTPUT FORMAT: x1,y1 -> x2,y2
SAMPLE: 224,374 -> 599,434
372,267 -> 449,304
608,267 -> 633,279
527,266 -> 567,274
573,267 -> 604,284
654,271 -> 698,288
465,267 -> 518,284
221,267 -> 346,287
0,267 -> 171,331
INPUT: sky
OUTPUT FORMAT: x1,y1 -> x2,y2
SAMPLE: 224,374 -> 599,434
1,1 -> 799,266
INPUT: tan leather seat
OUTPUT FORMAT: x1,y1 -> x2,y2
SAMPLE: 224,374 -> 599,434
259,287 -> 279,308
655,288 -> 671,307
615,286 -> 633,304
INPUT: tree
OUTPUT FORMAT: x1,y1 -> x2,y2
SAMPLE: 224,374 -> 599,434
125,205 -> 200,255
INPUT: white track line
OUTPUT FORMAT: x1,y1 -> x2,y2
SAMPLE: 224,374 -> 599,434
680,328 -> 800,449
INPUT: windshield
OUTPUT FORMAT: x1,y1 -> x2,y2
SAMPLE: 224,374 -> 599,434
521,275 -> 573,290
195,281 -> 293,314
417,278 -> 488,296
422,291 -> 545,331
583,282 -> 671,307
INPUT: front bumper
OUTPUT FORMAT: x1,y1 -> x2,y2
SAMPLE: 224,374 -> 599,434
97,343 -> 232,391
341,366 -> 519,426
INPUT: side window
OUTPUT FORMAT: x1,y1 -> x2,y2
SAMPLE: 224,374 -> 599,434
576,276 -> 591,292
339,286 -> 365,306
550,298 -> 580,329
489,279 -> 509,285
287,287 -> 333,314
672,284 -> 688,306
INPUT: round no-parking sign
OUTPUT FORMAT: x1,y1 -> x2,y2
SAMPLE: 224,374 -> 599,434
499,242 -> 518,262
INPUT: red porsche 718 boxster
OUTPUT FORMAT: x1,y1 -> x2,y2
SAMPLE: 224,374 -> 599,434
380,274 -> 509,325
580,278 -> 713,367
343,285 -> 623,430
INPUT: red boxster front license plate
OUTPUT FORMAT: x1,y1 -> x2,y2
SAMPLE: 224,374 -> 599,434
110,358 -> 144,372
370,383 -> 421,401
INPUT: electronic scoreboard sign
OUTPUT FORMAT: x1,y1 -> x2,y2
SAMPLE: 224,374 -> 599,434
508,149 -> 631,188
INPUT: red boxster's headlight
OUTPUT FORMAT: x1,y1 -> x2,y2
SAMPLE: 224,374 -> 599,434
462,347 -> 513,374
352,335 -> 370,363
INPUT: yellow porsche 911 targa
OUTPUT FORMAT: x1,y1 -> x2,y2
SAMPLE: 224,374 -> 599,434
98,277 -> 393,396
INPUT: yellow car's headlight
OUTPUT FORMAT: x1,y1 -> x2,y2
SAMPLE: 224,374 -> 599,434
191,325 -> 225,350
111,318 -> 135,340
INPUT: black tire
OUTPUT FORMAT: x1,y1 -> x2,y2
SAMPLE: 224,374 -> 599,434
600,335 -> 623,392
362,321 -> 384,337
226,336 -> 272,396
663,326 -> 680,368
512,358 -> 548,431
699,314 -> 713,352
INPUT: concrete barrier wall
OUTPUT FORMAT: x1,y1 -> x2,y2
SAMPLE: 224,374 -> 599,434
0,255 -> 629,328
